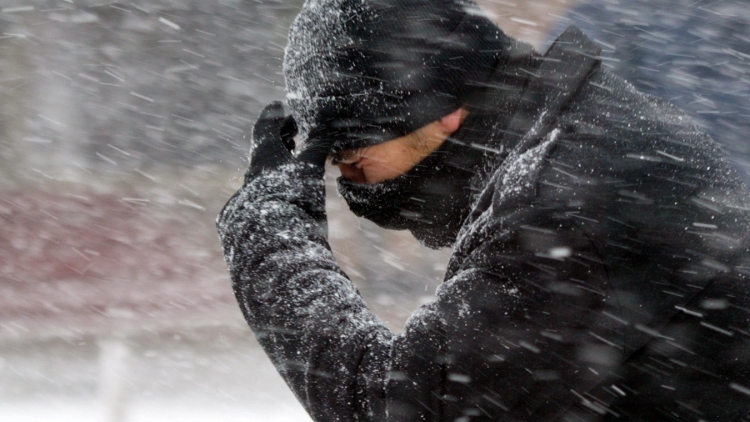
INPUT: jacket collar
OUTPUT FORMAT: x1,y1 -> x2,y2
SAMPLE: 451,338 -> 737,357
499,25 -> 602,162
468,26 -> 603,224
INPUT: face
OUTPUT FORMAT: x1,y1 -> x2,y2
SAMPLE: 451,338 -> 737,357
331,109 -> 467,184
333,129 -> 439,184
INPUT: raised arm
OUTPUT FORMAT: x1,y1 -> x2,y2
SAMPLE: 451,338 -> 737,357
216,106 -> 607,421
216,103 -> 620,421
215,103 -> 585,421
217,103 -> 396,421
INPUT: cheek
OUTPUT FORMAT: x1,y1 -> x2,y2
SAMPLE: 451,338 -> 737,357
337,163 -> 367,184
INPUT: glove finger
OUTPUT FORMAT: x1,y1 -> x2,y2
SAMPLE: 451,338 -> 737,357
246,102 -> 293,180
258,101 -> 285,123
280,115 -> 297,152
296,138 -> 334,168
253,102 -> 285,143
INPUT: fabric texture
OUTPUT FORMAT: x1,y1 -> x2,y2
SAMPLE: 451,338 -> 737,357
218,26 -> 750,421
283,0 -> 509,153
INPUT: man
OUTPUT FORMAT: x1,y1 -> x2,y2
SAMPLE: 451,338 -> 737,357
217,0 -> 750,420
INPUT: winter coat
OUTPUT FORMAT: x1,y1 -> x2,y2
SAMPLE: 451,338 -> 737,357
217,26 -> 750,421
548,0 -> 750,186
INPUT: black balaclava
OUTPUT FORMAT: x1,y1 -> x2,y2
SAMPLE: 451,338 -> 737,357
337,118 -> 492,249
284,0 -> 534,248
336,43 -> 538,248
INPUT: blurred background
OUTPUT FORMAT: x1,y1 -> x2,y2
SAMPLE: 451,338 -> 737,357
3,0 -> 749,421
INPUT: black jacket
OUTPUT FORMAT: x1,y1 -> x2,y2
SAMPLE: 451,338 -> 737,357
218,27 -> 750,421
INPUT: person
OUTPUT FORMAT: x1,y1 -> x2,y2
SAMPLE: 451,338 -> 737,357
548,0 -> 750,186
217,0 -> 750,420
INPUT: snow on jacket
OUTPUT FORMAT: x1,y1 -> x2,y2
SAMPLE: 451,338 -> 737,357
217,27 -> 750,421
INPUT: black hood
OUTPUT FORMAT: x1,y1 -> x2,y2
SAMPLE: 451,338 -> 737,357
284,0 -> 509,153
337,41 -> 541,248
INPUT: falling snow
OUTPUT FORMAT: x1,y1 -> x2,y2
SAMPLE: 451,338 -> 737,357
4,0 -> 750,421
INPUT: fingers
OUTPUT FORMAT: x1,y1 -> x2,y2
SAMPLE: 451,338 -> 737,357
253,102 -> 296,152
280,115 -> 298,152
253,102 -> 284,143
258,101 -> 285,121
296,141 -> 333,167
246,102 -> 295,180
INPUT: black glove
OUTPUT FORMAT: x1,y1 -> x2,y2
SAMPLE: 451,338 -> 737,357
240,101 -> 329,237
246,101 -> 337,181
296,128 -> 334,168
245,101 -> 299,181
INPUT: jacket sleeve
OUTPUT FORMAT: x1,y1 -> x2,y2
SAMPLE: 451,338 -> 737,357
217,162 -> 397,421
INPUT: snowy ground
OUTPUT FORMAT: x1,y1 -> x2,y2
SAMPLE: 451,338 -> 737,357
0,401 -> 309,422
0,325 -> 312,422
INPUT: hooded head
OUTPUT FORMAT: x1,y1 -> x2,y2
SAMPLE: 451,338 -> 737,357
284,0 -> 513,248
284,0 -> 509,152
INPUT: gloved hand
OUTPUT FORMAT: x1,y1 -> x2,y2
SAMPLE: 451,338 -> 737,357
245,101 -> 299,181
296,127 -> 334,168
236,101 -> 330,236
246,101 -> 334,182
